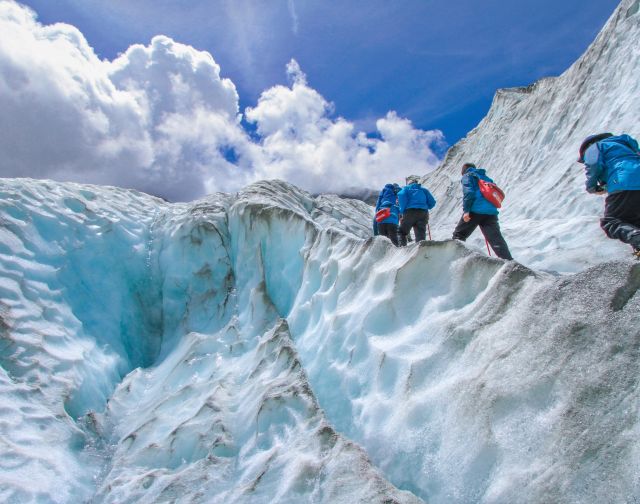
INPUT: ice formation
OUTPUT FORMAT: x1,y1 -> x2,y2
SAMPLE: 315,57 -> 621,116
0,179 -> 422,503
1,1 -> 640,503
2,173 -> 640,503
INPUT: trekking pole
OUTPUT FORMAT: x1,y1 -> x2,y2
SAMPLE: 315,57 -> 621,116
427,222 -> 432,240
485,237 -> 492,256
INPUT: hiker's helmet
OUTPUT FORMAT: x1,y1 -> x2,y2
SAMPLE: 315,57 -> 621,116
578,133 -> 613,163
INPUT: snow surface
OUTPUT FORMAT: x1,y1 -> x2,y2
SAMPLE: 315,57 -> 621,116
423,0 -> 640,274
2,1 -> 640,503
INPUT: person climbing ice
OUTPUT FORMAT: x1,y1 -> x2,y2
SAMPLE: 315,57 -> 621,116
452,163 -> 513,260
578,133 -> 640,258
397,175 -> 436,246
374,183 -> 401,246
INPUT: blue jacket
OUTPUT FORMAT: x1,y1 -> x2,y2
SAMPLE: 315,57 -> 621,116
398,183 -> 436,214
461,167 -> 499,215
583,135 -> 640,194
375,184 -> 400,225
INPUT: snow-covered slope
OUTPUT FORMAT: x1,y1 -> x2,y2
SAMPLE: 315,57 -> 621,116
1,177 -> 639,504
424,0 -> 640,273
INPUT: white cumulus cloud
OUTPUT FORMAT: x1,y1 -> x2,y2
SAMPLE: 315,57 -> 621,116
0,1 -> 444,201
246,59 -> 444,194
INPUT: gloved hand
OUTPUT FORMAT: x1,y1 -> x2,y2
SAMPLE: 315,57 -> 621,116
594,183 -> 607,195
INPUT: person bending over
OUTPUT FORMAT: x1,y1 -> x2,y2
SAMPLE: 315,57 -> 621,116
578,133 -> 640,257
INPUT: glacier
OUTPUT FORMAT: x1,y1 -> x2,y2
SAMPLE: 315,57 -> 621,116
1,175 -> 639,504
1,0 -> 640,503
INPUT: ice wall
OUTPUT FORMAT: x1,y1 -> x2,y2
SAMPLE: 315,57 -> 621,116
423,0 -> 640,273
0,180 -> 166,501
0,178 -> 419,504
1,177 -> 639,504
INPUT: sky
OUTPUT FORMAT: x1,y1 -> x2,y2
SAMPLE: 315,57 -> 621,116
0,0 -> 621,200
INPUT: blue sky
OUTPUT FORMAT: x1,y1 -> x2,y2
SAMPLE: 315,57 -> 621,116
17,0 -> 619,146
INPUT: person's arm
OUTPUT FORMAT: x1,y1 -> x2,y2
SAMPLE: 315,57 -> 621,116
398,190 -> 407,214
375,191 -> 384,211
423,188 -> 436,210
583,144 -> 606,194
461,174 -> 476,212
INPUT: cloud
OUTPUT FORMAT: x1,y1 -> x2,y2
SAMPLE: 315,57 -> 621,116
246,59 -> 444,194
287,0 -> 299,34
0,2 -> 444,201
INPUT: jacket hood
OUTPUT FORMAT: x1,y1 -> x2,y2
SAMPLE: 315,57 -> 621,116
606,134 -> 638,150
467,167 -> 487,177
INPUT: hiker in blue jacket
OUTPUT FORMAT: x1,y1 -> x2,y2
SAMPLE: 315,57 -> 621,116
452,163 -> 513,260
397,175 -> 436,246
374,183 -> 401,246
578,133 -> 640,256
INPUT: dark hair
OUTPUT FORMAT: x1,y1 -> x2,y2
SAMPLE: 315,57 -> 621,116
461,162 -> 476,175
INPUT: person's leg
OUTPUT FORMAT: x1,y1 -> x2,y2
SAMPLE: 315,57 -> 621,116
478,215 -> 513,260
412,210 -> 428,242
388,224 -> 399,246
378,223 -> 399,246
378,224 -> 393,246
379,223 -> 390,240
452,214 -> 479,241
600,191 -> 640,250
399,214 -> 414,246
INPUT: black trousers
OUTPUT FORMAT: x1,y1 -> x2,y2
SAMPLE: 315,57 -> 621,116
378,223 -> 399,246
601,190 -> 640,250
399,208 -> 428,246
452,213 -> 513,260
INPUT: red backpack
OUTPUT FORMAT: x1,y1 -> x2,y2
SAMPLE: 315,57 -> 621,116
375,208 -> 391,222
476,177 -> 505,208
